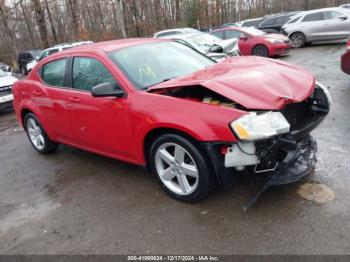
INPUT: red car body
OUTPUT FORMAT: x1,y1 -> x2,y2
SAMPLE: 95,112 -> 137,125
12,39 -> 330,204
211,26 -> 292,57
341,39 -> 350,74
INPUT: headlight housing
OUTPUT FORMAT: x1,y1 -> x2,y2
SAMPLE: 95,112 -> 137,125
230,111 -> 290,141
266,39 -> 283,44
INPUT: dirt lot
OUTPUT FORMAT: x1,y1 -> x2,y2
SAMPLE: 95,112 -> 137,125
0,44 -> 350,255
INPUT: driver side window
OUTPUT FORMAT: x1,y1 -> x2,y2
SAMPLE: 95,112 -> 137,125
72,57 -> 120,92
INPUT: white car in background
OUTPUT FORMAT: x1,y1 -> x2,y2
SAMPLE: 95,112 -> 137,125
158,32 -> 240,61
0,70 -> 18,111
26,41 -> 93,72
153,28 -> 200,38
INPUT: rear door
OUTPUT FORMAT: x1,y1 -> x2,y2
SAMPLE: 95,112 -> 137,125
64,55 -> 133,156
36,57 -> 71,139
301,12 -> 325,41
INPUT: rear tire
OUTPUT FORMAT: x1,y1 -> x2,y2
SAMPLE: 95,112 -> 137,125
252,45 -> 269,57
24,113 -> 59,154
290,32 -> 306,48
149,133 -> 216,203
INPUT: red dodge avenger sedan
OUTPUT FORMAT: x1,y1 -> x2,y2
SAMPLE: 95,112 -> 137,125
13,39 -> 331,205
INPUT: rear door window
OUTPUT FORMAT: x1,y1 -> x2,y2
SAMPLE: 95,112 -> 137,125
302,12 -> 324,22
41,58 -> 67,87
72,57 -> 120,92
211,31 -> 224,39
323,11 -> 342,20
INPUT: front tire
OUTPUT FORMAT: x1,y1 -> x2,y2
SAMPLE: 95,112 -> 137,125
149,134 -> 216,203
252,45 -> 269,57
290,32 -> 306,48
24,113 -> 59,154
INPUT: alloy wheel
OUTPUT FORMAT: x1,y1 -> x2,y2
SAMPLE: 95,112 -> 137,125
27,118 -> 45,150
290,33 -> 305,48
155,142 -> 199,195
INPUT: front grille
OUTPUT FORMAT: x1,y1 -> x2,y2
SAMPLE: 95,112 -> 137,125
0,90 -> 12,97
0,85 -> 12,93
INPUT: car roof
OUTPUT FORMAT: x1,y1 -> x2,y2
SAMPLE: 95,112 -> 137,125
48,38 -> 168,57
158,32 -> 204,40
302,7 -> 344,15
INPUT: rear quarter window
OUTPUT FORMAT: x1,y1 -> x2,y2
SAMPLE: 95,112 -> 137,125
41,58 -> 67,87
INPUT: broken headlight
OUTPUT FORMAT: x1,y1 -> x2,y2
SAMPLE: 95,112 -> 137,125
230,111 -> 290,141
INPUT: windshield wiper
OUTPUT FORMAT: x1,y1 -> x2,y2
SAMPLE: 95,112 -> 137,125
142,77 -> 177,91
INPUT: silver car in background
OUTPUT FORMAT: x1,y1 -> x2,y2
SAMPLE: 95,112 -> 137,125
158,32 -> 240,61
282,7 -> 350,48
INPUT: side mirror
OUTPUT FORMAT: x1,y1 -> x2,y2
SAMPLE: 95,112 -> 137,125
339,15 -> 348,21
209,45 -> 224,53
91,83 -> 125,98
239,36 -> 248,41
36,56 -> 40,62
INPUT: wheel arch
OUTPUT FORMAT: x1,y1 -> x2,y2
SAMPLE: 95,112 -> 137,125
252,43 -> 269,56
288,30 -> 309,42
143,127 -> 208,171
20,106 -> 55,141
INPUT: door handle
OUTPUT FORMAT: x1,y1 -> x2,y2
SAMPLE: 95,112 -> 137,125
68,97 -> 81,103
33,90 -> 42,96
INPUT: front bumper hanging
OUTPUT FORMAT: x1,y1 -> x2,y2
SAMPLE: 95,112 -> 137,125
243,135 -> 317,210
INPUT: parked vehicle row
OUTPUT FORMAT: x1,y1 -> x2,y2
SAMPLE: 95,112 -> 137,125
211,7 -> 350,48
12,39 -> 331,205
18,41 -> 93,75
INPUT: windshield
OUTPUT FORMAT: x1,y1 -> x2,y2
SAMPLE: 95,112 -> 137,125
243,27 -> 266,36
109,42 -> 215,90
0,70 -> 7,77
189,33 -> 221,52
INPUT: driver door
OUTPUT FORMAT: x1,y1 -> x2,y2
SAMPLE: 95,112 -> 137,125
65,55 -> 133,157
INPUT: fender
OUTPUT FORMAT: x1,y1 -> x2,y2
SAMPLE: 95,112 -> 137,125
19,99 -> 57,141
130,92 -> 240,163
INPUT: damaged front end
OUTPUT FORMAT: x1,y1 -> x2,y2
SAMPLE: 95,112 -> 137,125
209,82 -> 331,209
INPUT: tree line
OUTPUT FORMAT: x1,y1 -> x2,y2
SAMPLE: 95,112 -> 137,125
0,0 -> 349,66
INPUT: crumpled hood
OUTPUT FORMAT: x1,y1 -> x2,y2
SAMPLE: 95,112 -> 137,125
149,56 -> 315,110
0,75 -> 18,87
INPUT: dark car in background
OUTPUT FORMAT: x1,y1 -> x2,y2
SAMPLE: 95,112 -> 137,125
17,49 -> 42,75
257,12 -> 300,33
341,39 -> 350,74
